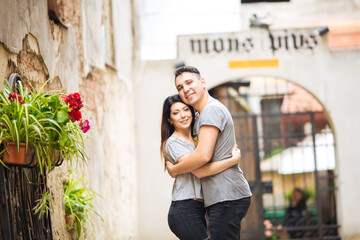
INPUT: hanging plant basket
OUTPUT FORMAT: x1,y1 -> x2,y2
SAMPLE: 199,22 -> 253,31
1,73 -> 91,219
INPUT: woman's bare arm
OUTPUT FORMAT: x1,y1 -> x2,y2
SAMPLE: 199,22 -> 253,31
166,145 -> 240,178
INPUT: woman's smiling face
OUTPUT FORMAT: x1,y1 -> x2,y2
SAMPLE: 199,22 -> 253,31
168,102 -> 193,131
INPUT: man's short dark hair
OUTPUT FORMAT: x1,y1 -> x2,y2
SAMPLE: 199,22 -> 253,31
174,66 -> 201,80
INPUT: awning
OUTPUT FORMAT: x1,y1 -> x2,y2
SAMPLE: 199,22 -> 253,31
260,131 -> 335,175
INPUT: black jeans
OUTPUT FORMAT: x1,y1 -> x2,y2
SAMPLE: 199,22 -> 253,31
168,199 -> 209,240
207,197 -> 251,240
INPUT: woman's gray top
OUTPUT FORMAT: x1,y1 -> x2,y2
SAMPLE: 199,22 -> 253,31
165,136 -> 203,201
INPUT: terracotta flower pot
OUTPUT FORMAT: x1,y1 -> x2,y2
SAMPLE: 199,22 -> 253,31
2,142 -> 33,165
65,213 -> 75,231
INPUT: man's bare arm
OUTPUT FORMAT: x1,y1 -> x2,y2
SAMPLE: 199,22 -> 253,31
167,125 -> 219,176
191,145 -> 240,178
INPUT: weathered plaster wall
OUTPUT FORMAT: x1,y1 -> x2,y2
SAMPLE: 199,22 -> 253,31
0,30 -> 74,240
79,66 -> 138,240
134,60 -> 177,239
0,0 -> 138,239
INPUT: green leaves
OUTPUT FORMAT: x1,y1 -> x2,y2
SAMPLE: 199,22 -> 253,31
55,110 -> 69,124
0,80 -> 88,168
63,170 -> 103,239
0,79 -> 91,221
33,191 -> 51,220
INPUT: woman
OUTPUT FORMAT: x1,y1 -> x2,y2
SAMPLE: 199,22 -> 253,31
160,94 -> 241,240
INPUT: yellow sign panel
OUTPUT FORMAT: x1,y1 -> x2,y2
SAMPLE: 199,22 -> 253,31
229,59 -> 279,68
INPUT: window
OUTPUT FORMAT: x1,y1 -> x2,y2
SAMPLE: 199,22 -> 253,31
101,0 -> 115,67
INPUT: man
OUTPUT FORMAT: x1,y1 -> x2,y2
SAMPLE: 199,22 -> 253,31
167,66 -> 252,239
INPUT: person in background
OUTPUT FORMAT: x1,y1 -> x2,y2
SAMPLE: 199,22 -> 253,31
281,188 -> 313,238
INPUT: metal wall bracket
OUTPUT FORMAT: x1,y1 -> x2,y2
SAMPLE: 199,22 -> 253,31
8,73 -> 24,93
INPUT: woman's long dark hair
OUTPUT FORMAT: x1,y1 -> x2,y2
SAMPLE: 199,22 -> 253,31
160,94 -> 195,170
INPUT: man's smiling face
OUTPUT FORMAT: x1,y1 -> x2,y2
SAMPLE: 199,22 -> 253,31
175,72 -> 205,107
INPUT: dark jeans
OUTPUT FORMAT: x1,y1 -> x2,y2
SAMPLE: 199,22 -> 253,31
207,197 -> 251,240
168,199 -> 209,240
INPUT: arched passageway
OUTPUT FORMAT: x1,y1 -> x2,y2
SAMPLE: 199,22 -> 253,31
209,76 -> 339,240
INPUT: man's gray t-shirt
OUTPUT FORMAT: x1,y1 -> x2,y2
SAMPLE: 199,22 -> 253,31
194,97 -> 252,207
165,136 -> 203,201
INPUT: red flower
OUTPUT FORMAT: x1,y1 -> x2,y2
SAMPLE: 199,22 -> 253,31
8,93 -> 16,100
62,92 -> 83,111
68,109 -> 82,122
8,93 -> 24,104
69,99 -> 77,106
62,92 -> 90,132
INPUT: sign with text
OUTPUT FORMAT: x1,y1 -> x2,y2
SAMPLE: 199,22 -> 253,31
177,28 -> 322,62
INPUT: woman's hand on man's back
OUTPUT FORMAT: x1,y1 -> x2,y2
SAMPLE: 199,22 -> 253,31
232,144 -> 241,164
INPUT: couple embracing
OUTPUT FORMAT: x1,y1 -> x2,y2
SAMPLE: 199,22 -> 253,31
160,66 -> 252,240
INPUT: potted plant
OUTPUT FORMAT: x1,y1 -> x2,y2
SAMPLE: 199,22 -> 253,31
0,75 -> 91,217
0,81 -> 45,166
63,169 -> 103,239
0,77 -> 90,168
